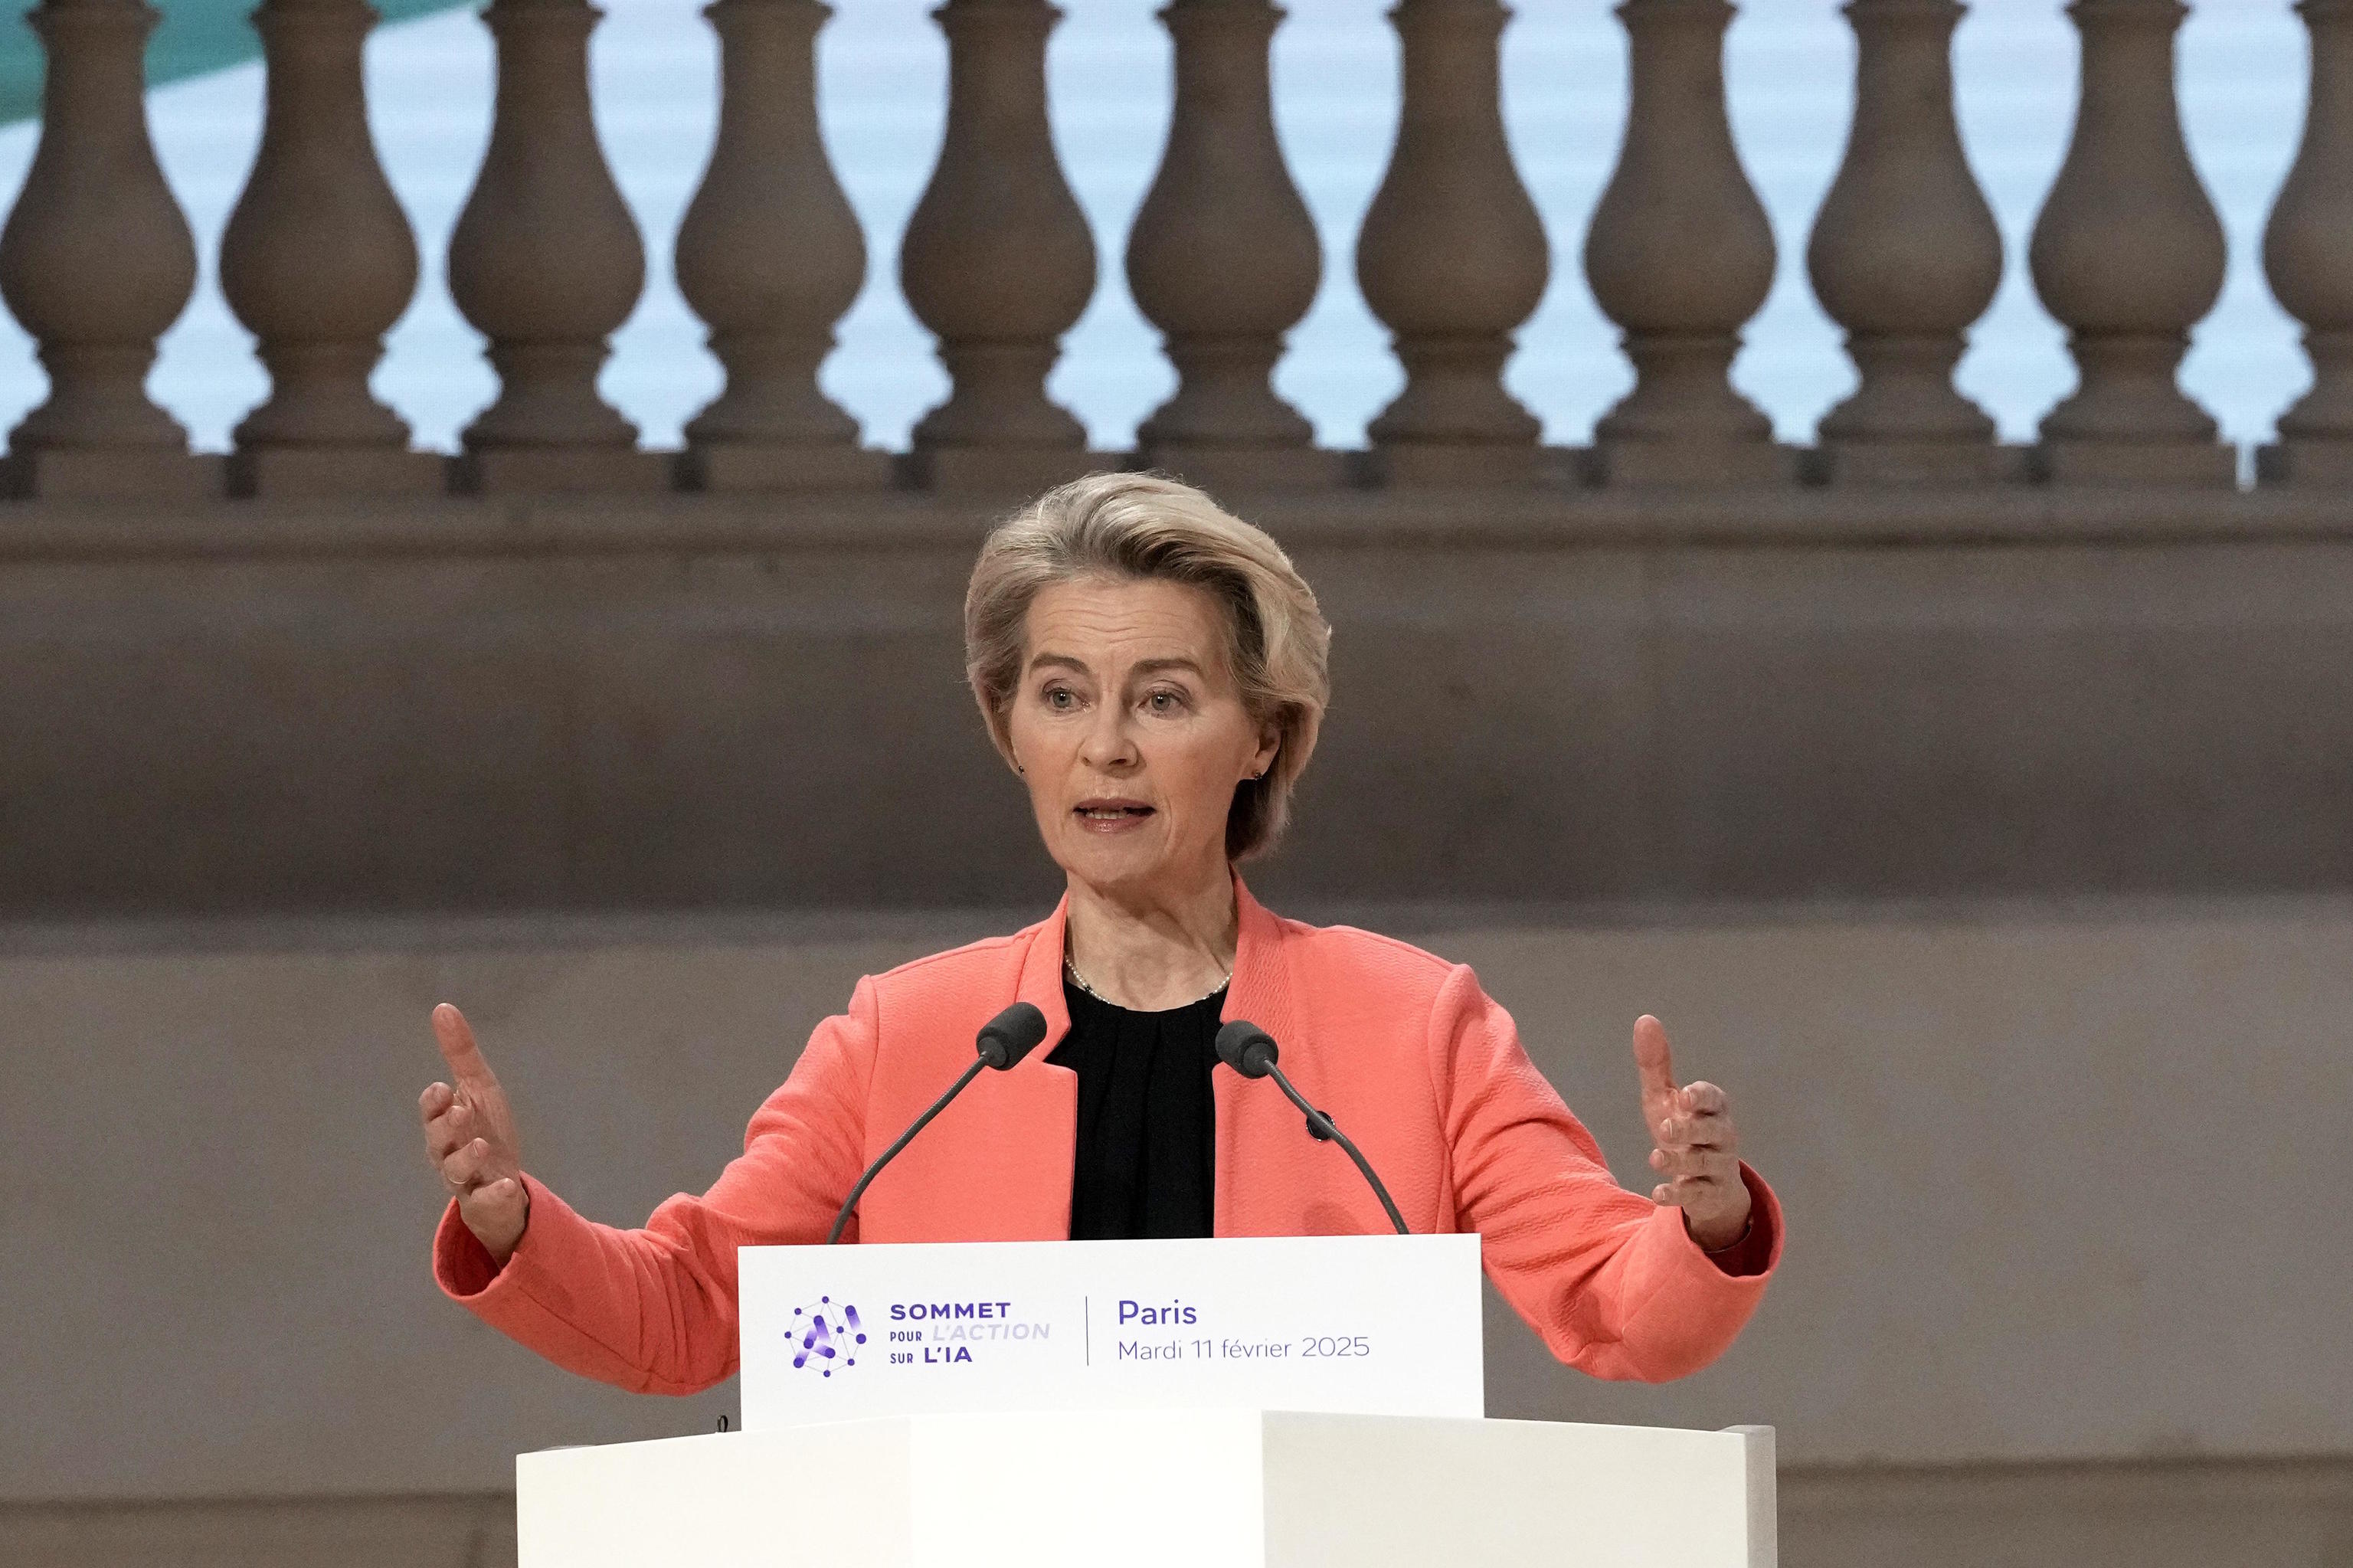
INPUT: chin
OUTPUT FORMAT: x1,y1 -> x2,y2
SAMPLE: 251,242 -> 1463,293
1055,836 -> 1176,892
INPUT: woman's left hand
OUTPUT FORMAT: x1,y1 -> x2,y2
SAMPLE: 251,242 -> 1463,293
1633,1014 -> 1752,1251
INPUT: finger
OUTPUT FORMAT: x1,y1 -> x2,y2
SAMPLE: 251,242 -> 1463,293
1681,1152 -> 1743,1190
460,1177 -> 529,1248
1655,1112 -> 1733,1151
1631,1015 -> 1679,1105
433,1003 -> 497,1090
1656,1137 -> 1740,1180
419,1082 -> 454,1121
440,1137 -> 491,1193
424,1108 -> 466,1165
1682,1081 -> 1728,1117
1649,1144 -> 1717,1180
469,1176 -> 525,1215
423,1097 -> 473,1160
1675,1158 -> 1750,1205
1654,1169 -> 1730,1206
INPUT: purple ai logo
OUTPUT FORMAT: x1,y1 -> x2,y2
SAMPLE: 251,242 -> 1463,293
789,1296 -> 866,1377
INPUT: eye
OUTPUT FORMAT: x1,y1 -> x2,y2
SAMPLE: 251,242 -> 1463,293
1042,683 -> 1080,711
1143,687 -> 1190,715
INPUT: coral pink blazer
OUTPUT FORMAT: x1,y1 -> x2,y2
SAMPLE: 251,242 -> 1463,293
437,883 -> 1782,1394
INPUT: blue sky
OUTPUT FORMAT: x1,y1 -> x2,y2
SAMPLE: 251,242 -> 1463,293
0,0 -> 2313,456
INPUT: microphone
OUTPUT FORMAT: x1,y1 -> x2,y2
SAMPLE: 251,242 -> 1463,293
1215,1020 -> 1409,1235
826,1001 -> 1049,1244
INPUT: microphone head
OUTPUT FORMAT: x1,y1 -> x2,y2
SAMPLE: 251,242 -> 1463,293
1215,1020 -> 1279,1079
975,1002 -> 1049,1070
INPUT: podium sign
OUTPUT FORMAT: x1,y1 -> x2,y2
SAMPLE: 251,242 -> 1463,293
738,1233 -> 1483,1430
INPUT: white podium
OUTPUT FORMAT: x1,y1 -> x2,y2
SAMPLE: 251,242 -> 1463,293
518,1410 -> 1776,1568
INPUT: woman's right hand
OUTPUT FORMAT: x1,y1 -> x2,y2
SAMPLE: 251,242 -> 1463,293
420,1003 -> 529,1263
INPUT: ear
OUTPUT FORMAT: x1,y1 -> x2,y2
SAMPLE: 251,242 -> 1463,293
1248,719 -> 1281,780
977,686 -> 1023,778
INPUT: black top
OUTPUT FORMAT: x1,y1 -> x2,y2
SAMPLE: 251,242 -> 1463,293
1049,977 -> 1226,1240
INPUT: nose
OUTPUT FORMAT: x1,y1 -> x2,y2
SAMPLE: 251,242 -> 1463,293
1078,700 -> 1139,773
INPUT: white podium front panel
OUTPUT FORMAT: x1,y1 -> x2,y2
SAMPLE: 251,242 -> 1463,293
516,1413 -> 1777,1568
738,1234 -> 1482,1430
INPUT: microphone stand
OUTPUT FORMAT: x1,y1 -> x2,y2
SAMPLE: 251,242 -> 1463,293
826,1001 -> 1048,1244
1218,1019 -> 1410,1236
1265,1063 -> 1410,1236
826,1058 -> 987,1244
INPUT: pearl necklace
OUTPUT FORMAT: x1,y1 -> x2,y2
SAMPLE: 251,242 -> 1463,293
1063,954 -> 1232,1010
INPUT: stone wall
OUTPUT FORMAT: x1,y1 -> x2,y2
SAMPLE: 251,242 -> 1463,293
7,489 -> 2353,915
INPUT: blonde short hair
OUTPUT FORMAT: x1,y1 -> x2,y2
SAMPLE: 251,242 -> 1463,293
965,472 -> 1331,862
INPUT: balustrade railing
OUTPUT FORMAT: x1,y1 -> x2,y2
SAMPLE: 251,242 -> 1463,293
0,0 -> 2345,499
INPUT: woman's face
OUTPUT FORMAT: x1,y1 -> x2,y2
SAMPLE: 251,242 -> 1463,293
1005,574 -> 1278,902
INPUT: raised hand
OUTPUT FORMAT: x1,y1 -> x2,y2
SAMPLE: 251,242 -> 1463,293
419,1003 -> 529,1262
1633,1014 -> 1752,1251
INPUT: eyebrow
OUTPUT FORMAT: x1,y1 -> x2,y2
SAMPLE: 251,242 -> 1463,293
1024,653 -> 1206,678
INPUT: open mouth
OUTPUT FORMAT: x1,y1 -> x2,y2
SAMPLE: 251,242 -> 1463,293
1075,800 -> 1154,825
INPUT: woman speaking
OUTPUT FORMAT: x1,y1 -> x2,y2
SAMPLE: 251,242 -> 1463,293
421,473 -> 1780,1393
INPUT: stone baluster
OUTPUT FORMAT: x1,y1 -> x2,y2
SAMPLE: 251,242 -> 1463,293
1354,0 -> 1549,486
2027,0 -> 2230,484
675,0 -> 886,491
1583,0 -> 1782,487
900,0 -> 1100,493
220,0 -> 439,496
0,0 -> 217,498
447,0 -> 663,492
2260,0 -> 2353,485
1806,0 -> 2007,485
1127,0 -> 1338,491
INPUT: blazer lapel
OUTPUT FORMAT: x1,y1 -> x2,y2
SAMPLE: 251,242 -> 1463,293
944,895 -> 1079,1240
1213,877 -> 1307,1236
925,880 -> 1310,1242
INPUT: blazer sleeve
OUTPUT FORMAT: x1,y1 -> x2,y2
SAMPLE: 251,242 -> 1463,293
1430,964 -> 1782,1382
430,977 -> 881,1395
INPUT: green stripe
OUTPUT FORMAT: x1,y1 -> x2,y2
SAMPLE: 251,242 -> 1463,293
0,0 -> 479,128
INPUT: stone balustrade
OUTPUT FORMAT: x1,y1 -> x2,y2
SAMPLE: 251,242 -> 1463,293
0,0 -> 2348,498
